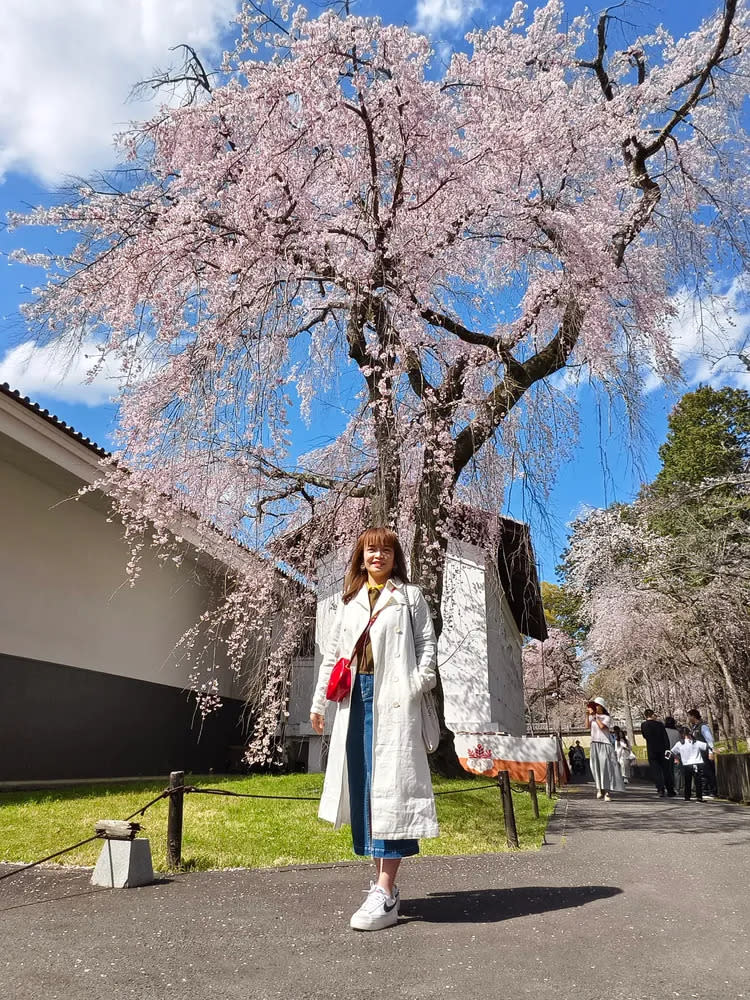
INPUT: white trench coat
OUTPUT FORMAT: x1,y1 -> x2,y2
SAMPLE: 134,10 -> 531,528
310,578 -> 439,840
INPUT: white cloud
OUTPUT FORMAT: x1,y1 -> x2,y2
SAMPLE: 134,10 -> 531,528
0,0 -> 239,185
415,0 -> 483,35
645,278 -> 750,393
0,337 -> 130,406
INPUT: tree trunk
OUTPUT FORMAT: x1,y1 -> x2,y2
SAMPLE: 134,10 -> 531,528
704,632 -> 750,743
622,681 -> 637,746
411,462 -> 464,776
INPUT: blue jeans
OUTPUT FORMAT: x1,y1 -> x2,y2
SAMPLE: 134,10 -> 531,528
346,672 -> 419,859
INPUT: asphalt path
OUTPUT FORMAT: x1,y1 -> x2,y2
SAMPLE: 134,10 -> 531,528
1,781 -> 748,1000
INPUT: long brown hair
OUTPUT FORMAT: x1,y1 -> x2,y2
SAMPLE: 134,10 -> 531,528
342,527 -> 410,604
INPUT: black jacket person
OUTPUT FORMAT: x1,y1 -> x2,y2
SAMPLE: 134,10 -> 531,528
640,710 -> 675,797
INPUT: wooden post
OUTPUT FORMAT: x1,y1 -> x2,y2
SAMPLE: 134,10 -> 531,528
528,769 -> 540,819
545,760 -> 556,798
166,770 -> 185,869
498,769 -> 519,849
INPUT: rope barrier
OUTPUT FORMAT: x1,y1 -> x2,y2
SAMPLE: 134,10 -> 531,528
433,782 -> 498,795
173,783 -> 498,801
0,778 -> 502,883
180,785 -> 321,801
0,834 -> 104,882
124,789 -> 174,820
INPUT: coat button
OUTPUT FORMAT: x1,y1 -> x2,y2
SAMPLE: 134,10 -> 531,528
392,701 -> 400,708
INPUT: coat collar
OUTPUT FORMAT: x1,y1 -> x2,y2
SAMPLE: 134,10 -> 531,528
352,577 -> 408,613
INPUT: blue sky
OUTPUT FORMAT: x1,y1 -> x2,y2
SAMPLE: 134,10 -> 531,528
0,0 -> 747,579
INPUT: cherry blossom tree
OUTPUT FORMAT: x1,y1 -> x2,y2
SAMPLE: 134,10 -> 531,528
522,627 -> 582,732
564,477 -> 750,743
10,0 -> 750,763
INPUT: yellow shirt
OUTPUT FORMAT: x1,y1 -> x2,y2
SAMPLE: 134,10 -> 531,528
359,583 -> 383,674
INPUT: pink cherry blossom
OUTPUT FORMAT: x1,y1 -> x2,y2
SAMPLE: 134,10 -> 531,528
10,1 -> 749,761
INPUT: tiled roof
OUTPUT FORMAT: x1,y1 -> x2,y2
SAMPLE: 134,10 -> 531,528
0,382 -> 109,458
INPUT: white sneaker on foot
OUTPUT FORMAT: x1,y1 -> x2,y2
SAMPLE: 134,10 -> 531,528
596,790 -> 603,799
350,883 -> 399,931
603,793 -> 611,801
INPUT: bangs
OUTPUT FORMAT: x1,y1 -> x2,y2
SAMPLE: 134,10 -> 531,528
343,525 -> 409,601
361,527 -> 398,550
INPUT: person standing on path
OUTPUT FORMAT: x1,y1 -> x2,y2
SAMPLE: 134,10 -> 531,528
587,698 -> 625,800
664,716 -> 683,796
612,726 -> 633,784
568,740 -> 586,776
688,709 -> 717,797
670,727 -> 709,802
641,709 -> 675,797
310,527 -> 438,932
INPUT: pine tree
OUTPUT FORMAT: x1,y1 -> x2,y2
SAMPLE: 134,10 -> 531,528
654,386 -> 750,492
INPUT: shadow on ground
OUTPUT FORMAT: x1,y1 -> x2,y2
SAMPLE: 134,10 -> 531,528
399,884 -> 622,924
0,873 -> 174,913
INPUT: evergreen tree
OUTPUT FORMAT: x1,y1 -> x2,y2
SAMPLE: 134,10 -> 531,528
654,386 -> 750,492
540,581 -> 588,644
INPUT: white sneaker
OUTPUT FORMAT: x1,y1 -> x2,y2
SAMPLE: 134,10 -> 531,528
350,883 -> 399,931
603,793 -> 611,801
596,790 -> 603,799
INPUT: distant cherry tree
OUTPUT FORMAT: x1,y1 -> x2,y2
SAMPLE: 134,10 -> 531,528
522,627 -> 582,731
11,1 -> 750,763
564,481 -> 750,742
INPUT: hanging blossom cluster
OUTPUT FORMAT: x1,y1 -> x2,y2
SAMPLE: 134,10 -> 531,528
9,0 -> 750,761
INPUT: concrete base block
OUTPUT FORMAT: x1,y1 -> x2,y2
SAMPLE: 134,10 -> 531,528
91,838 -> 154,888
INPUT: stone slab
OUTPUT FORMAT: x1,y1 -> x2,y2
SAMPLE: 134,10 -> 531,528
90,837 -> 154,888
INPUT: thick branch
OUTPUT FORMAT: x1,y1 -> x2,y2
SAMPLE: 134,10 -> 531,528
402,346 -> 437,399
452,298 -> 584,476
256,455 -> 375,496
643,0 -> 738,158
577,6 -> 623,100
419,306 -> 498,350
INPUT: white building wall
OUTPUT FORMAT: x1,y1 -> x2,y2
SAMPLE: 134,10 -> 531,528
438,538 -> 493,731
484,559 -> 525,732
0,452 -> 239,698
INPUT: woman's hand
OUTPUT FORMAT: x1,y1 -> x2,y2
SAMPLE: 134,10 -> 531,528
310,712 -> 325,735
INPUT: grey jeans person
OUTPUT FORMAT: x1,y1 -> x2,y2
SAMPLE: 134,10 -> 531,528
672,758 -> 684,795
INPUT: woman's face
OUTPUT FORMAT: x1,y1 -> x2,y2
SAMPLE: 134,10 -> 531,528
364,542 -> 395,583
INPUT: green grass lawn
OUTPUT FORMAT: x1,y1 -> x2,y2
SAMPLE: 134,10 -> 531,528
0,773 -> 556,872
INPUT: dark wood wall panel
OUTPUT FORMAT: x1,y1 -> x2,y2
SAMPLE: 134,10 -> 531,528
0,653 -> 248,782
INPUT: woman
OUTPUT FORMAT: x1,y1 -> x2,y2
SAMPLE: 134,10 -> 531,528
310,527 -> 438,931
687,709 -> 717,797
587,697 -> 625,800
612,726 -> 633,784
670,726 -> 708,802
664,715 -> 683,795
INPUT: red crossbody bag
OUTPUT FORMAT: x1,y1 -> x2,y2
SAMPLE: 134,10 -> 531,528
326,608 -> 384,703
